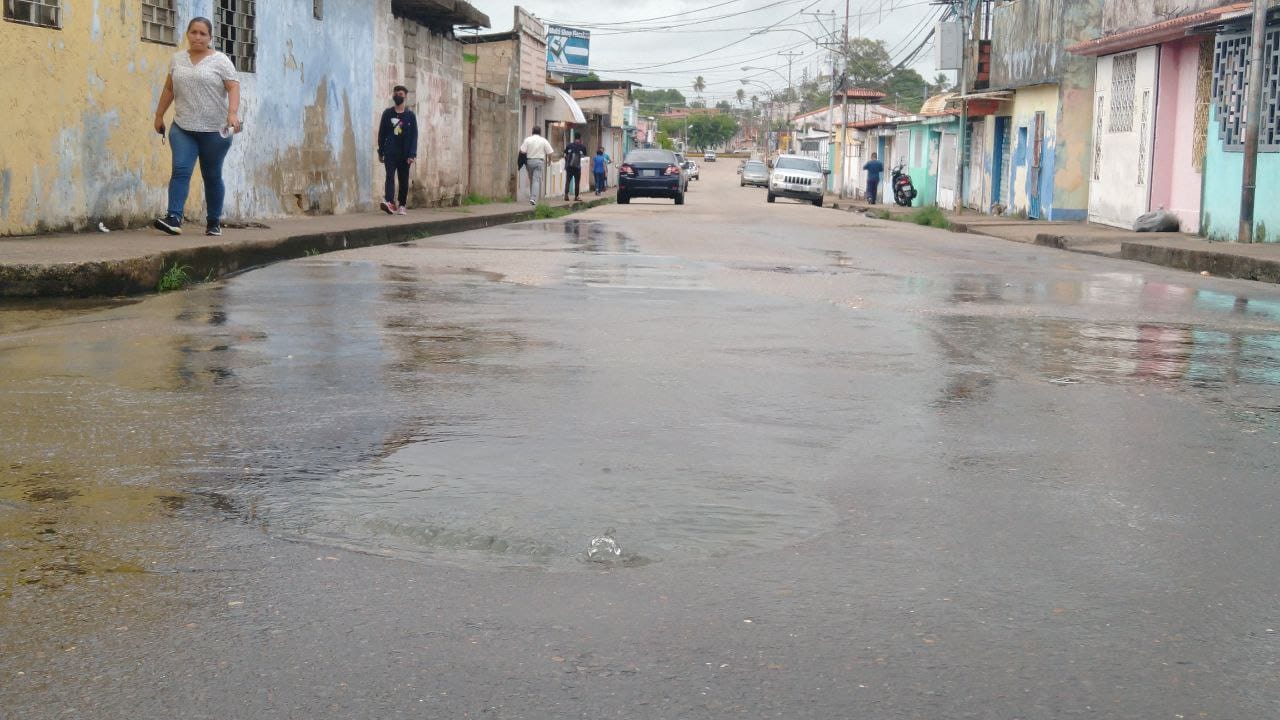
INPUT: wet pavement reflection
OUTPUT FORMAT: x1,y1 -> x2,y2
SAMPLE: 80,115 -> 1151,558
5,219 -> 1280,583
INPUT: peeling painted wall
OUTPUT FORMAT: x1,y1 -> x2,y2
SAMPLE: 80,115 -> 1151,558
376,0 -> 467,207
988,0 -> 1097,221
1102,0 -> 1235,35
1,0 -> 378,236
0,1 -> 180,235
991,0 -> 1102,90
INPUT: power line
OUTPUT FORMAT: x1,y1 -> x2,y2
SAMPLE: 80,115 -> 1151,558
591,4 -> 820,73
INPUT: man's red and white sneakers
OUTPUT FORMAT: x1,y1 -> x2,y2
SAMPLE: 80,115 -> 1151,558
380,200 -> 395,215
396,206 -> 407,215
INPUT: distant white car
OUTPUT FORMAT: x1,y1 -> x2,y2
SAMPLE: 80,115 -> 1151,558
682,159 -> 700,181
703,152 -> 717,162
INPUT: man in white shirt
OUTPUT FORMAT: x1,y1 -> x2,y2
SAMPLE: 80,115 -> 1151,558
519,127 -> 555,205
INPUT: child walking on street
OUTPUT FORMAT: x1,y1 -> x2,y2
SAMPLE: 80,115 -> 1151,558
592,148 -> 610,196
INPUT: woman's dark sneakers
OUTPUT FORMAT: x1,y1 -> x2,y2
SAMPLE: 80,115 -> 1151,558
206,222 -> 222,236
153,214 -> 183,235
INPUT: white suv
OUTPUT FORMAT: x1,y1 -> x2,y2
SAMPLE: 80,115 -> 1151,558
767,155 -> 826,207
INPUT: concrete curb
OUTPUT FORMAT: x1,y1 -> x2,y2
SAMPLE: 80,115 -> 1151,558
0,198 -> 612,298
1121,241 -> 1280,284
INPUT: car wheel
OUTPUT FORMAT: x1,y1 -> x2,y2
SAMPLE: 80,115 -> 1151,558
617,192 -> 630,204
740,180 -> 745,187
767,192 -> 776,203
812,197 -> 823,207
674,191 -> 685,205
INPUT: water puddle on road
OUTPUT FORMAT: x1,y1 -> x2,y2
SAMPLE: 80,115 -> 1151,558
124,254 -> 829,568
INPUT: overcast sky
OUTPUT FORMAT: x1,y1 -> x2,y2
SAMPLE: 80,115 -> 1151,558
463,0 -> 946,104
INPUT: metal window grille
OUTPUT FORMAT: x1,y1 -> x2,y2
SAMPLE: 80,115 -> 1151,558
4,0 -> 60,28
1093,96 -> 1104,180
1212,27 -> 1279,152
141,0 -> 177,45
1136,89 -> 1150,185
1108,52 -> 1137,133
1193,39 -> 1213,172
216,0 -> 256,73
313,0 -> 322,20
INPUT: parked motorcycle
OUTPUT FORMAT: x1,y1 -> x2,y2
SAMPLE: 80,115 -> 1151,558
891,164 -> 917,207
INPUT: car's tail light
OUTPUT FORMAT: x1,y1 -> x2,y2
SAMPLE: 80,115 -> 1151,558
619,164 -> 636,176
664,165 -> 681,176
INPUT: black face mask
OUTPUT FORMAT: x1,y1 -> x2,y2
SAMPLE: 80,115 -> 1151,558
393,95 -> 406,106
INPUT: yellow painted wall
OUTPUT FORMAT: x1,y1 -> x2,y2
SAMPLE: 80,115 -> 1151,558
1,4 -> 177,235
1007,84 -> 1059,215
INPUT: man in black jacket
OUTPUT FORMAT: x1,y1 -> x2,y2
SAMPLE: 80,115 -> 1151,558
562,132 -> 587,201
378,85 -> 418,215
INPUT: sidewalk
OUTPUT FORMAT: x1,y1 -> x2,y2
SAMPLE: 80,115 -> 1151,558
0,192 -> 612,298
836,199 -> 1280,284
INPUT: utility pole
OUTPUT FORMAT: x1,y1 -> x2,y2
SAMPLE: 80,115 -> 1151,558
779,50 -> 803,152
840,0 -> 851,198
1239,0 -> 1268,243
954,0 -> 969,212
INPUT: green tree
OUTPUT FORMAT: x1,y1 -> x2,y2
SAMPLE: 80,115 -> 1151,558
735,88 -> 746,108
633,88 -> 686,113
687,114 -> 739,151
692,75 -> 707,101
563,72 -> 601,82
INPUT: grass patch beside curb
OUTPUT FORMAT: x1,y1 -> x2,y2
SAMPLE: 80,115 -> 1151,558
157,263 -> 193,293
906,206 -> 950,229
534,204 -> 573,220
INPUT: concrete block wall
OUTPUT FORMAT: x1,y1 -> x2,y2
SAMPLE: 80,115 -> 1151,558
467,88 -> 518,201
376,0 -> 467,208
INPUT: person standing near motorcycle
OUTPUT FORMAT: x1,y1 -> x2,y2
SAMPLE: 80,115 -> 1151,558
862,153 -> 883,205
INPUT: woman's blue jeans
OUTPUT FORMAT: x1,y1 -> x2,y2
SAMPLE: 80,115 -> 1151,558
167,123 -> 232,223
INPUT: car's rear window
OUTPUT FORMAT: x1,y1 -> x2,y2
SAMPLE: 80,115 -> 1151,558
626,150 -> 676,164
745,162 -> 765,171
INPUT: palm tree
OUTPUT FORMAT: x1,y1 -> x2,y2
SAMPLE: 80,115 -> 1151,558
735,88 -> 746,108
693,76 -> 707,103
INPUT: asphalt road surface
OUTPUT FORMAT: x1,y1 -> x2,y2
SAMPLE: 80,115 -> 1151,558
3,158 -> 1280,719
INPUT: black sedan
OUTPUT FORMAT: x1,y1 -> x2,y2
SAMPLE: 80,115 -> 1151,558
617,149 -> 686,205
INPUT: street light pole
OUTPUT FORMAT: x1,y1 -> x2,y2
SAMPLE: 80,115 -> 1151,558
778,50 -> 804,152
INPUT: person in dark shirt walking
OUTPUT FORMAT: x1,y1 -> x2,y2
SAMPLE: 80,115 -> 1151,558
377,85 -> 418,215
862,152 -> 884,205
562,133 -> 587,201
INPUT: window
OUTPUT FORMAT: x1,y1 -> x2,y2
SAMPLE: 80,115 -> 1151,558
4,0 -> 60,28
1213,26 -> 1280,152
141,0 -> 176,45
313,0 -> 322,20
1108,52 -> 1137,133
216,0 -> 256,73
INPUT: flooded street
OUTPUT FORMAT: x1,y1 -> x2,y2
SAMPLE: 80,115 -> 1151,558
4,161 -> 1280,718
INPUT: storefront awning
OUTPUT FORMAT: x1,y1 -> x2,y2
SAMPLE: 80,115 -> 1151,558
544,85 -> 587,124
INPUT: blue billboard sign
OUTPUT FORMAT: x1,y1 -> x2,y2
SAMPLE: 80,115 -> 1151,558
547,25 -> 590,75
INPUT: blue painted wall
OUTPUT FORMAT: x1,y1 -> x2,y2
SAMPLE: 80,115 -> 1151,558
1202,106 -> 1280,242
212,0 -> 376,217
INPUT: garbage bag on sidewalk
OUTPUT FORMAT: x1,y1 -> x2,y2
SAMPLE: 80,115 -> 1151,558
1133,208 -> 1180,232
